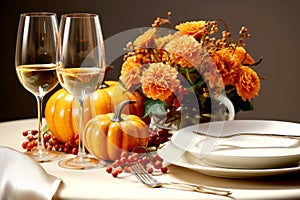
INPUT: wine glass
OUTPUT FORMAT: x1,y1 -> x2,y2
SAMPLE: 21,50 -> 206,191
15,12 -> 60,162
56,13 -> 106,169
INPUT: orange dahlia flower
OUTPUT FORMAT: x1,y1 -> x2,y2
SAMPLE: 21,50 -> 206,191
236,66 -> 260,101
120,56 -> 142,75
213,48 -> 242,86
155,34 -> 175,49
141,63 -> 180,101
120,66 -> 141,90
134,28 -> 156,48
165,35 -> 202,68
233,46 -> 255,65
175,21 -> 206,40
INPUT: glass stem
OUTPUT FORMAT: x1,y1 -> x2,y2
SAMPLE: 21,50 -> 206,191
77,99 -> 87,159
36,95 -> 45,154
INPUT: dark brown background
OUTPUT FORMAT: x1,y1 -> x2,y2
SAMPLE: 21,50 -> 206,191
1,0 -> 300,122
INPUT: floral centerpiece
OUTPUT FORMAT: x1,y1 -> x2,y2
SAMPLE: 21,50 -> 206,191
119,12 -> 262,129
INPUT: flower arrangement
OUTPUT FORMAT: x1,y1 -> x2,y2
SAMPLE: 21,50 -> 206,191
119,12 -> 262,127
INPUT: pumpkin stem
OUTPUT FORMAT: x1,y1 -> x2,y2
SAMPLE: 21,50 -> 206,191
111,100 -> 136,122
99,82 -> 109,89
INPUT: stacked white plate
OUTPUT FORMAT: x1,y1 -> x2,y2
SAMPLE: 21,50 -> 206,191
157,120 -> 300,178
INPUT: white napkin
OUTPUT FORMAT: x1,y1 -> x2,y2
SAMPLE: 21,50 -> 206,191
0,146 -> 62,200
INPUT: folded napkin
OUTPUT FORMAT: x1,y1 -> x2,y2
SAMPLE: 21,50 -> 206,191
0,146 -> 62,200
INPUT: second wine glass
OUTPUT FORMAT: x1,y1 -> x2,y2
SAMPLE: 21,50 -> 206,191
56,13 -> 106,169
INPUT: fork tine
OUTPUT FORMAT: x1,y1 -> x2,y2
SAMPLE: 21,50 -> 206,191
131,163 -> 232,196
130,163 -> 146,184
133,162 -> 147,173
131,163 -> 159,187
136,163 -> 157,183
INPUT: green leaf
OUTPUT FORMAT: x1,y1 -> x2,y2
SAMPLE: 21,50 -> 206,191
226,86 -> 254,113
178,66 -> 197,74
42,124 -> 49,133
239,100 -> 254,111
194,75 -> 204,86
143,99 -> 167,118
151,104 -> 167,115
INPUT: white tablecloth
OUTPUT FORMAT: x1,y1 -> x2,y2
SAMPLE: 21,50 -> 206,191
1,118 -> 300,200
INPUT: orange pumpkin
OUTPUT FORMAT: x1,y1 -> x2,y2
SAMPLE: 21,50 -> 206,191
84,100 -> 149,161
45,81 -> 146,142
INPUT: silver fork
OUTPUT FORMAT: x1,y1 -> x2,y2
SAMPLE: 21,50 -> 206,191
130,163 -> 232,196
193,131 -> 300,140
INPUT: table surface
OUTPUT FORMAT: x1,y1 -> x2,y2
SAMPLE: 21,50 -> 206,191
1,118 -> 300,200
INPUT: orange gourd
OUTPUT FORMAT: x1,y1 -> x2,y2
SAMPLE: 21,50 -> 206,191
84,100 -> 149,161
45,81 -> 146,142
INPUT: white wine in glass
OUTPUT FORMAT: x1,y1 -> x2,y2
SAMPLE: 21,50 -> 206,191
57,13 -> 106,169
15,12 -> 60,162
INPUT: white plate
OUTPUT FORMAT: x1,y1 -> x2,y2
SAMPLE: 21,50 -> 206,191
170,120 -> 300,169
158,141 -> 300,179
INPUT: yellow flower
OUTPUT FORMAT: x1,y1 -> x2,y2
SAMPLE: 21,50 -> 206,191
165,35 -> 202,68
133,28 -> 156,48
141,63 -> 180,101
213,48 -> 242,86
175,21 -> 206,40
236,66 -> 260,101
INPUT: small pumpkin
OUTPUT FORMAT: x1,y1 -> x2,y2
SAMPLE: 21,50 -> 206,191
45,81 -> 146,142
84,100 -> 149,161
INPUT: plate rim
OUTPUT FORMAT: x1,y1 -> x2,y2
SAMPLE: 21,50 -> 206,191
158,141 -> 300,178
170,120 -> 300,158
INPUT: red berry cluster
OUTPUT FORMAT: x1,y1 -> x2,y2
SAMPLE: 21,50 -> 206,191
21,130 -> 39,151
106,151 -> 168,178
21,129 -> 79,155
147,127 -> 172,149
